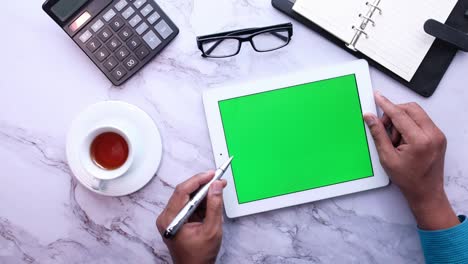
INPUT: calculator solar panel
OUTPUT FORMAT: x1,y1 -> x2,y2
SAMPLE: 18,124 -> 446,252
44,0 -> 179,86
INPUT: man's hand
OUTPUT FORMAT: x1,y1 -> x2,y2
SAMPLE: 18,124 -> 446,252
364,92 -> 459,230
156,171 -> 227,264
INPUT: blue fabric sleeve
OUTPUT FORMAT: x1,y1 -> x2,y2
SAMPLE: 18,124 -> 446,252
418,215 -> 468,264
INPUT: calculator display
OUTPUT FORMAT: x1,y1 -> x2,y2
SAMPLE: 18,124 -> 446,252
51,0 -> 89,21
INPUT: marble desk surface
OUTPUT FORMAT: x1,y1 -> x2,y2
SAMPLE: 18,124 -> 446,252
1,0 -> 467,263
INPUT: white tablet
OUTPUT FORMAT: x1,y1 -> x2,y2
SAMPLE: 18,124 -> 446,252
203,60 -> 389,218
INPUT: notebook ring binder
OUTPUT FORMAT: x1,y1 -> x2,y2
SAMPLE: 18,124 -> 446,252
275,0 -> 463,97
366,2 -> 382,15
347,26 -> 368,51
359,14 -> 376,26
347,0 -> 381,51
352,26 -> 369,38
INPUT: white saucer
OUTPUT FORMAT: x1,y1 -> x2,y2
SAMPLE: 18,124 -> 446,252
66,101 -> 162,196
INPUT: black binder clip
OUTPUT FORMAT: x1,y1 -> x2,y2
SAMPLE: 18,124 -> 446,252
424,18 -> 468,52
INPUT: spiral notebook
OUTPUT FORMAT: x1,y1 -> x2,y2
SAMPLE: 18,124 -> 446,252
292,0 -> 458,82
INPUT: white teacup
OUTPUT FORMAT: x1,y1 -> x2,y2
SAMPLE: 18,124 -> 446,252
80,125 -> 134,190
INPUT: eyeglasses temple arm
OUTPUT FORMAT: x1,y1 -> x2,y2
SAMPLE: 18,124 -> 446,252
270,31 -> 289,42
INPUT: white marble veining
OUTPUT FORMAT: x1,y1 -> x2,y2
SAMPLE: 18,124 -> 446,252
1,0 -> 467,263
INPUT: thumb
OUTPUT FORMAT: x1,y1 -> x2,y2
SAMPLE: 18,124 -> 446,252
364,113 -> 396,161
203,180 -> 226,232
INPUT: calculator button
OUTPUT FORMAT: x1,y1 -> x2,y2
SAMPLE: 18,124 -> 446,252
123,56 -> 139,71
155,20 -> 173,39
136,22 -> 149,35
91,19 -> 104,32
122,7 -> 135,19
103,9 -> 116,22
129,14 -> 142,27
140,4 -> 154,17
133,0 -> 147,9
114,0 -> 128,11
142,30 -> 161,49
95,47 -> 110,62
79,30 -> 92,43
103,56 -> 119,71
110,17 -> 125,32
86,38 -> 101,52
98,27 -> 112,42
136,46 -> 150,59
147,11 -> 160,24
116,46 -> 130,61
118,27 -> 133,41
127,36 -> 142,50
112,66 -> 127,81
107,37 -> 122,51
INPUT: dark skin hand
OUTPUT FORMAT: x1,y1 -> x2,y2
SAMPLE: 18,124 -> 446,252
156,171 -> 227,264
157,92 -> 461,264
364,92 -> 460,230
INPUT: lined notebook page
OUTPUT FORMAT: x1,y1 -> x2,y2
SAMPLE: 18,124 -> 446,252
355,0 -> 457,81
293,0 -> 367,43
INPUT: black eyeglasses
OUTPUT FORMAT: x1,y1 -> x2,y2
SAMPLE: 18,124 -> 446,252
196,23 -> 293,58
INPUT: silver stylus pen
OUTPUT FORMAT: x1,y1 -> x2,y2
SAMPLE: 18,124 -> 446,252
163,156 -> 234,239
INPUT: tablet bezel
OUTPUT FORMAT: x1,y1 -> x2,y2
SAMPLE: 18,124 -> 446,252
203,60 -> 389,218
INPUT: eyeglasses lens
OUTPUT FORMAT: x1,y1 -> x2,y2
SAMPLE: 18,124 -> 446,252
251,29 -> 290,52
202,38 -> 240,57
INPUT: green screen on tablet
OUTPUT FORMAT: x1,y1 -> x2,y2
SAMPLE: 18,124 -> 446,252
218,74 -> 374,204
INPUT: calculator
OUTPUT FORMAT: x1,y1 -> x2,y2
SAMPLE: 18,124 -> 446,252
43,0 -> 179,86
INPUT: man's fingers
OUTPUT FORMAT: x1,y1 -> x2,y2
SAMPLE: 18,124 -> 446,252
176,171 -> 215,197
374,92 -> 421,143
162,171 -> 215,228
203,180 -> 227,235
380,114 -> 392,128
399,103 -> 439,134
364,113 -> 397,161
400,103 -> 447,149
390,126 -> 401,146
379,114 -> 401,146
